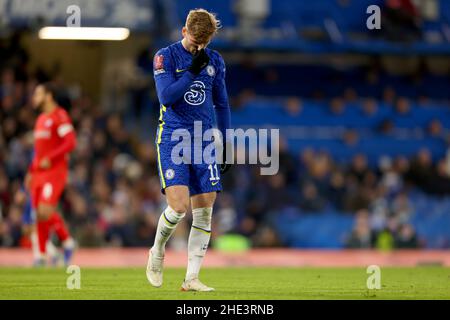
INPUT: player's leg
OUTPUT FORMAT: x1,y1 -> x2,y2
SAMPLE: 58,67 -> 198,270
25,188 -> 59,266
46,176 -> 75,265
37,179 -> 75,265
47,212 -> 75,264
180,156 -> 222,291
147,185 -> 190,287
29,221 -> 61,266
27,213 -> 61,266
25,187 -> 44,265
35,201 -> 53,262
152,185 -> 190,255
29,225 -> 42,265
31,181 -> 52,263
46,239 -> 62,266
181,192 -> 216,292
147,137 -> 191,287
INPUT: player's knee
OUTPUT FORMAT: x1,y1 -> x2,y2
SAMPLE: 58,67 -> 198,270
192,192 -> 216,208
170,202 -> 189,214
192,207 -> 213,230
166,187 -> 190,214
167,195 -> 190,214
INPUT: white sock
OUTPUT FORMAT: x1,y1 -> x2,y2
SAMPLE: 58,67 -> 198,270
31,230 -> 42,261
186,207 -> 212,281
152,206 -> 185,256
46,240 -> 58,259
62,237 -> 75,250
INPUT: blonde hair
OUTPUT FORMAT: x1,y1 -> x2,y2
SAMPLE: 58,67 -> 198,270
186,9 -> 221,44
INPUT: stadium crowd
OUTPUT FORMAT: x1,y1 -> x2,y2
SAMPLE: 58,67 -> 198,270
1,39 -> 450,251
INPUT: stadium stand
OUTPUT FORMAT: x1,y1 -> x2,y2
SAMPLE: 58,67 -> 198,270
0,0 -> 449,253
165,0 -> 450,54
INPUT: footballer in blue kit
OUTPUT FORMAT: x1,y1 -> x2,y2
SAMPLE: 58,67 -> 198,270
153,40 -> 229,195
146,9 -> 231,292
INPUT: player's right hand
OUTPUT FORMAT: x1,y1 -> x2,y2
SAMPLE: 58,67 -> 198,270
38,157 -> 51,170
189,49 -> 210,75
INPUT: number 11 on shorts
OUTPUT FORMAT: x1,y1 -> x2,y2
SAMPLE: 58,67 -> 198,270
208,164 -> 220,181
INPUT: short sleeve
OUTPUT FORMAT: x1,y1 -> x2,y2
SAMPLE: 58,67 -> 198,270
56,109 -> 74,137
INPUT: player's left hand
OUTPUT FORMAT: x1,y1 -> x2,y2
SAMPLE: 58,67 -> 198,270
39,157 -> 51,169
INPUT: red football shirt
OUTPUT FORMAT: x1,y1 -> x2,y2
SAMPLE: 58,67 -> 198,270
32,107 -> 74,174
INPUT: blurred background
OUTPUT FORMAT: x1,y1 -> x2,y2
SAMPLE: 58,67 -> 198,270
0,0 -> 450,256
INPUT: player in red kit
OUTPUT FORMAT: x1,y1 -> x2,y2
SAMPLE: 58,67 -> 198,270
25,83 -> 77,266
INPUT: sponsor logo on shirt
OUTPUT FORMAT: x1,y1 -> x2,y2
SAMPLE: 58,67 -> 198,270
184,81 -> 206,106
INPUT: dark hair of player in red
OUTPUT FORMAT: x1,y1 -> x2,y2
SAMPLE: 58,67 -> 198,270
41,82 -> 59,102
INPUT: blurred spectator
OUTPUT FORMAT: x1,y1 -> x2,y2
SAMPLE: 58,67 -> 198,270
342,129 -> 359,146
406,149 -> 434,192
328,170 -> 346,211
284,97 -> 302,117
233,89 -> 256,108
329,98 -> 345,115
346,209 -> 374,248
349,154 -> 369,183
305,152 -> 331,194
361,98 -> 378,117
252,224 -> 281,247
428,160 -> 450,195
427,119 -> 444,138
298,148 -> 315,173
395,223 -> 419,248
373,216 -> 398,251
379,156 -> 403,196
378,119 -> 395,135
382,0 -> 422,42
395,97 -> 411,115
343,88 -> 358,103
391,192 -> 413,223
278,138 -> 298,186
383,87 -> 397,105
266,173 -> 295,211
393,156 -> 410,178
299,182 -> 326,213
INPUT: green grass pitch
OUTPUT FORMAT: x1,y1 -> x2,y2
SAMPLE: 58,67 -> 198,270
0,267 -> 449,299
